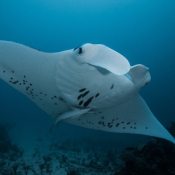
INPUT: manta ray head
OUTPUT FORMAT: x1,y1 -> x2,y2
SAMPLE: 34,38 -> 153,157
71,43 -> 130,75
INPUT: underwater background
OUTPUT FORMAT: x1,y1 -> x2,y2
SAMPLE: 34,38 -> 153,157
0,0 -> 175,174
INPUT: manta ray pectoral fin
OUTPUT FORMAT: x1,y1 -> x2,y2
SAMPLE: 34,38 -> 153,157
65,94 -> 175,144
128,64 -> 151,87
55,108 -> 91,126
82,44 -> 130,75
0,41 -> 66,116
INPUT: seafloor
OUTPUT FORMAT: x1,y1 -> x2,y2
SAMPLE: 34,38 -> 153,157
0,122 -> 175,175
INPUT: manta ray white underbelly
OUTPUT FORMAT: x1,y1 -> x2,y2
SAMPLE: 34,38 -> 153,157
0,41 -> 174,144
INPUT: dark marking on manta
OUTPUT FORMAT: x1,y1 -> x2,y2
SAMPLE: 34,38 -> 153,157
116,123 -> 120,127
127,122 -> 130,125
84,96 -> 94,107
77,94 -> 82,100
12,71 -> 14,73
79,88 -> 86,92
58,97 -> 67,103
110,84 -> 114,89
79,100 -> 83,106
82,91 -> 90,97
146,127 -> 148,129
95,93 -> 99,98
3,70 -> 5,73
12,81 -> 19,84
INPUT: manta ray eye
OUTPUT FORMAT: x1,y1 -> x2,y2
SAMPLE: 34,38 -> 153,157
78,47 -> 82,54
73,46 -> 83,55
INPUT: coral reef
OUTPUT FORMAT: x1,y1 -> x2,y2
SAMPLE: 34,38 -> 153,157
117,121 -> 175,175
0,121 -> 174,174
0,123 -> 23,175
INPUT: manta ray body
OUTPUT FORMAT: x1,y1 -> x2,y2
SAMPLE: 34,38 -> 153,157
0,41 -> 174,144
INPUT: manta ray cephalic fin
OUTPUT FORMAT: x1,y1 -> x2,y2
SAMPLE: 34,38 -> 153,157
55,108 -> 91,126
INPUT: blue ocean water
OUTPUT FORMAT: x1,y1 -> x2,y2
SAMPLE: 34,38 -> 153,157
0,0 -> 175,174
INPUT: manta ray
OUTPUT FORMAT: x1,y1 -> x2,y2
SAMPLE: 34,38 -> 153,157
0,41 -> 174,144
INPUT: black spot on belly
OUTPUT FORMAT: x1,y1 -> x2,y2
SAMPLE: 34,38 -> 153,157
24,75 -> 26,78
3,70 -> 5,73
12,81 -> 19,84
77,94 -> 82,100
84,96 -> 94,107
127,122 -> 130,125
12,71 -> 14,73
110,84 -> 114,89
79,88 -> 86,92
79,100 -> 83,106
116,123 -> 120,127
95,93 -> 99,98
58,97 -> 67,103
82,91 -> 90,97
